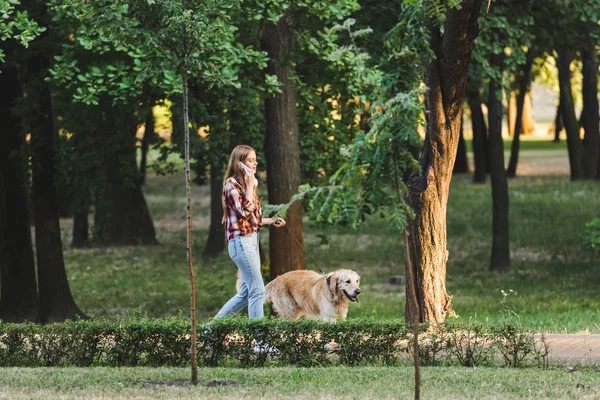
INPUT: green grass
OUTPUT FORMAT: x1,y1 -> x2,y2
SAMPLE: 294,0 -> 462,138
60,137 -> 600,333
0,366 -> 598,399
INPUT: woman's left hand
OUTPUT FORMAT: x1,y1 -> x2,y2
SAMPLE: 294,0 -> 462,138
272,217 -> 286,228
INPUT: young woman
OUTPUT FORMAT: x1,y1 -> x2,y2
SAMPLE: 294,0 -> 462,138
215,145 -> 286,319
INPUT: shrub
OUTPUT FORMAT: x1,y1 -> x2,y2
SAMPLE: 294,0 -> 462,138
0,317 -> 548,368
583,218 -> 600,253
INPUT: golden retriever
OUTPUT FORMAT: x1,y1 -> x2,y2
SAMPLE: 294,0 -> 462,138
264,269 -> 361,322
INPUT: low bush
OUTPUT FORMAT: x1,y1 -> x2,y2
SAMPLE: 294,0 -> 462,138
583,218 -> 600,253
0,317 -> 548,368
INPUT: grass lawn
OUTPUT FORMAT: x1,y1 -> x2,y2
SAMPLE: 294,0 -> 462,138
1,366 -> 598,399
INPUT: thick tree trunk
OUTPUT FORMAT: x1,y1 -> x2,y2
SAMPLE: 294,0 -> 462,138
487,54 -> 510,272
581,44 -> 599,180
260,12 -> 305,279
467,91 -> 488,183
104,168 -> 158,246
506,53 -> 533,178
0,61 -> 40,322
99,116 -> 158,246
556,51 -> 585,180
26,50 -> 86,323
453,117 -> 469,174
404,0 -> 483,325
203,162 -> 226,257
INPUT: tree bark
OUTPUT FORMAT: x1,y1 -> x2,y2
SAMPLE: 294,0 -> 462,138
182,71 -> 198,386
140,103 -> 155,185
203,162 -> 226,256
467,89 -> 488,183
404,0 -> 483,325
556,51 -> 584,180
26,48 -> 86,323
581,44 -> 599,180
0,59 -> 40,323
506,52 -> 533,178
260,12 -> 305,279
553,104 -> 563,143
487,54 -> 510,272
453,117 -> 470,174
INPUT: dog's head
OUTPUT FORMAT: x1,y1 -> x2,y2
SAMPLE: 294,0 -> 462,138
327,269 -> 362,303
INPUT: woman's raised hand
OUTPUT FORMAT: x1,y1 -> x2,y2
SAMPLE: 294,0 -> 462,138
245,173 -> 258,188
272,217 -> 286,228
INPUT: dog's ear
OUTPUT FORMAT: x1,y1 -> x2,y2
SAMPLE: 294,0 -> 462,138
326,272 -> 337,292
326,272 -> 334,286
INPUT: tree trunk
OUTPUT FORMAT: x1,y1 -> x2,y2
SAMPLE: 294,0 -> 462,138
453,117 -> 469,174
508,92 -> 534,136
506,52 -> 533,178
522,93 -> 535,134
99,115 -> 158,246
487,54 -> 510,272
467,90 -> 488,183
556,51 -> 584,180
71,209 -> 89,248
581,44 -> 599,180
203,162 -> 226,257
404,0 -> 483,325
0,60 -> 40,322
260,12 -> 305,279
140,104 -> 155,185
182,72 -> 198,386
553,104 -> 563,143
26,49 -> 86,323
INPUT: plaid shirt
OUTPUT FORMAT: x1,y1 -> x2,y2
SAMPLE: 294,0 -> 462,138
223,177 -> 262,241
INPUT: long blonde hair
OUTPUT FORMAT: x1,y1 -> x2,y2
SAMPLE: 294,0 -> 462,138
222,145 -> 255,222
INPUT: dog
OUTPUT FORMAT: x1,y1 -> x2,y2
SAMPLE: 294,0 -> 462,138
264,269 -> 361,322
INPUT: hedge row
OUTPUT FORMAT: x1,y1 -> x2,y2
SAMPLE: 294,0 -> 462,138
0,317 -> 549,368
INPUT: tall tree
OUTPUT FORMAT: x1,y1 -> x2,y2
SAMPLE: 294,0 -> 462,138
556,51 -> 585,180
404,0 -> 484,324
580,43 -> 599,179
487,53 -> 510,271
466,76 -> 489,184
99,111 -> 158,246
506,51 -> 534,178
260,12 -> 305,278
0,54 -> 40,323
24,2 -> 86,321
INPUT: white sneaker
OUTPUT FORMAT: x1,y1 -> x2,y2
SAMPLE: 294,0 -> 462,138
253,340 -> 279,355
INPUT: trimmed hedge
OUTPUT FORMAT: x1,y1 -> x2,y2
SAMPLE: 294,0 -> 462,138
0,317 -> 548,368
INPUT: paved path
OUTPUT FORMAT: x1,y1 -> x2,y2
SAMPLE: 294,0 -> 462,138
536,334 -> 600,364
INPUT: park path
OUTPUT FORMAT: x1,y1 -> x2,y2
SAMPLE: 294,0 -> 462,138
537,334 -> 600,364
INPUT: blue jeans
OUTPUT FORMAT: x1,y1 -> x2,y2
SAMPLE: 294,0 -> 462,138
215,232 -> 266,319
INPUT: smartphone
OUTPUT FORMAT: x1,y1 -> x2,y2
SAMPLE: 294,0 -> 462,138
239,162 -> 254,176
